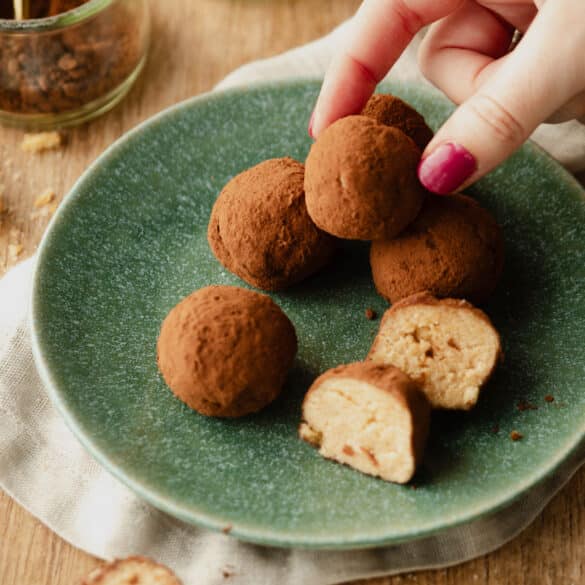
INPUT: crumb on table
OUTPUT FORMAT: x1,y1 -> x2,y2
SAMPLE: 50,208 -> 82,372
7,243 -> 23,263
30,202 -> 59,220
33,188 -> 56,208
8,227 -> 24,263
21,131 -> 62,153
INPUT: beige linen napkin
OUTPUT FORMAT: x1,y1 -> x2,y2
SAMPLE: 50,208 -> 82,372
1,20 -> 585,585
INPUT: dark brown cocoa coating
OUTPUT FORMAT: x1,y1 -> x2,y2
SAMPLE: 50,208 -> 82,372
208,157 -> 336,291
304,116 -> 426,241
157,285 -> 297,418
361,94 -> 434,151
370,194 -> 504,304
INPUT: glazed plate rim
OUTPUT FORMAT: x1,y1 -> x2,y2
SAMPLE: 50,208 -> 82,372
30,79 -> 585,549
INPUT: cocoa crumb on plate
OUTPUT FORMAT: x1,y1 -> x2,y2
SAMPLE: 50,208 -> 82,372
364,307 -> 377,320
516,400 -> 538,412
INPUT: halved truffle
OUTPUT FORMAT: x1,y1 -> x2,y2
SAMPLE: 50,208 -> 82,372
361,93 -> 434,151
304,116 -> 426,241
157,285 -> 297,418
299,361 -> 430,483
208,157 -> 336,291
82,556 -> 182,585
368,292 -> 502,410
370,193 -> 504,304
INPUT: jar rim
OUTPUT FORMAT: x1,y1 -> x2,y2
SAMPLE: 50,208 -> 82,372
0,0 -> 115,32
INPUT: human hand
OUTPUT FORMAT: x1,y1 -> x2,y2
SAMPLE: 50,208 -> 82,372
309,0 -> 585,194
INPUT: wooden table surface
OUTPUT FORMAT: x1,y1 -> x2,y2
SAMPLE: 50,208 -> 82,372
1,1 -> 584,584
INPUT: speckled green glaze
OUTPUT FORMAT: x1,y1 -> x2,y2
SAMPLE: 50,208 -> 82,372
31,80 -> 585,549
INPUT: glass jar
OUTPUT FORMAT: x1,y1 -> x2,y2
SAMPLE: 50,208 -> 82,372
0,0 -> 150,129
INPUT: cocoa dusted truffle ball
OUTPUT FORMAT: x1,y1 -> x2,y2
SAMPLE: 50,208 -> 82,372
304,116 -> 426,241
370,194 -> 504,304
299,361 -> 430,484
157,285 -> 297,418
361,94 -> 434,151
208,157 -> 336,291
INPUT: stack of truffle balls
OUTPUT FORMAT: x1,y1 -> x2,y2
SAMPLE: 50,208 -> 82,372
157,94 -> 504,485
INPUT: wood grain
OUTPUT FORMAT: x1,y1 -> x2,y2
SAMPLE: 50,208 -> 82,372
0,1 -> 584,584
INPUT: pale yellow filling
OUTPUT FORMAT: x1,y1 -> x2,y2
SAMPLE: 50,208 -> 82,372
369,305 -> 499,409
300,378 -> 415,483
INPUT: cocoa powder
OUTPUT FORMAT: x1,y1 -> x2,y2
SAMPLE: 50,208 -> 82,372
157,285 -> 298,418
370,193 -> 504,304
361,94 -> 434,152
304,115 -> 426,241
0,0 -> 143,115
208,157 -> 336,291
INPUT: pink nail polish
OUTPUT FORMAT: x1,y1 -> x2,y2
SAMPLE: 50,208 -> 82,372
418,143 -> 477,194
308,110 -> 315,138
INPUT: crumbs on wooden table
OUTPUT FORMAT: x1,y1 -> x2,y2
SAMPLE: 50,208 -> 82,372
7,243 -> 23,263
30,189 -> 59,221
21,132 -> 63,154
33,188 -> 56,208
7,227 -> 24,264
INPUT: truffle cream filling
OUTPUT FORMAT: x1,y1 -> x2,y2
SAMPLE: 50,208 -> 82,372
369,304 -> 500,410
300,378 -> 415,483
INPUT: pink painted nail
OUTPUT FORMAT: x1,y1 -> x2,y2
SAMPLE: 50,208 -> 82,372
418,142 -> 477,194
308,110 -> 315,138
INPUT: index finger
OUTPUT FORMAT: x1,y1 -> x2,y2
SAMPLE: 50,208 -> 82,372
310,0 -> 465,137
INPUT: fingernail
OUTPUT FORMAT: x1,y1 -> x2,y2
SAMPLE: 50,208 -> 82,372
308,110 -> 315,138
418,142 -> 477,194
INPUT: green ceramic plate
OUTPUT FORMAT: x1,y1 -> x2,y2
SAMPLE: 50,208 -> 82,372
31,80 -> 585,549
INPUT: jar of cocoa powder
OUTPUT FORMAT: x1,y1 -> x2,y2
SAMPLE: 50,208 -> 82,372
0,0 -> 150,128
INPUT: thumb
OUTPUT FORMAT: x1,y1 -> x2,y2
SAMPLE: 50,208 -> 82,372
418,0 -> 584,194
